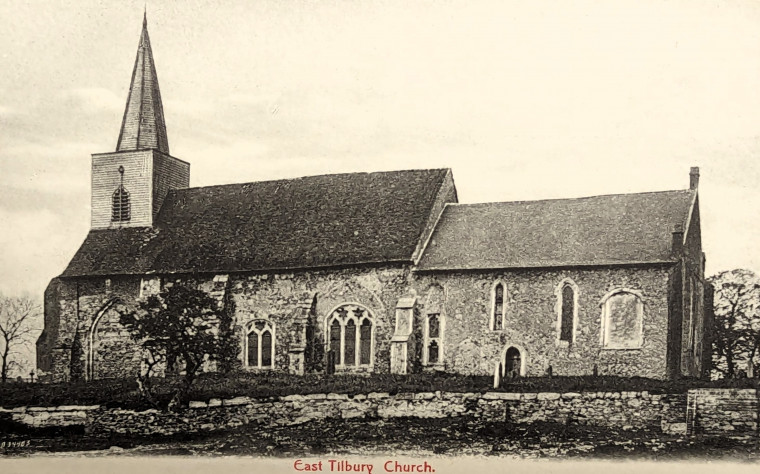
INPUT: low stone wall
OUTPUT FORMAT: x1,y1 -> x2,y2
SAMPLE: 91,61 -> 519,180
687,388 -> 758,438
6,389 -> 758,440
480,391 -> 686,431
0,405 -> 98,427
2,390 -> 691,437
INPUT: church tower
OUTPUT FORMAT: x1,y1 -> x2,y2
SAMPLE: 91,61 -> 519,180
90,14 -> 189,229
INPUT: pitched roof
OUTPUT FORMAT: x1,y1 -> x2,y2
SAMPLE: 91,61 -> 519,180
61,169 -> 450,277
416,189 -> 695,271
116,14 -> 169,154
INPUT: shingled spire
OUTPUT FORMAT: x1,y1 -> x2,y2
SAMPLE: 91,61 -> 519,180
116,13 -> 170,154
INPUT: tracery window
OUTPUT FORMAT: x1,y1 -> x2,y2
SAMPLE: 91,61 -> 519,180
424,313 -> 443,365
326,305 -> 374,368
246,320 -> 275,369
600,289 -> 644,349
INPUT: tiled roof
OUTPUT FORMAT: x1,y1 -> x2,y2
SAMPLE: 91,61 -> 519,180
62,169 -> 450,277
416,189 -> 695,271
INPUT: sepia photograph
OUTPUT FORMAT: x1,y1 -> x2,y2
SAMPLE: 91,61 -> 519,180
1,0 -> 760,472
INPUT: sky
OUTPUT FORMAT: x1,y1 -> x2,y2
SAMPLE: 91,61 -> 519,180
1,0 -> 760,306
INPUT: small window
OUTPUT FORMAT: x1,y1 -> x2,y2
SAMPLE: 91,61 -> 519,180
245,320 -> 275,369
111,186 -> 131,222
327,305 -> 374,368
491,282 -> 506,330
600,290 -> 644,349
560,286 -> 574,342
424,313 -> 443,365
556,279 -> 579,344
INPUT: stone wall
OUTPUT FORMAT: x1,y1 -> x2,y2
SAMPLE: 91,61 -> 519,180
38,265 -> 416,381
414,266 -> 675,379
687,388 -> 758,438
2,390 -> 689,437
9,389 -> 759,441
40,262 -> 683,382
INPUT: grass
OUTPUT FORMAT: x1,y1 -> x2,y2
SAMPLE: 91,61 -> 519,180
0,372 -> 758,410
3,415 -> 759,458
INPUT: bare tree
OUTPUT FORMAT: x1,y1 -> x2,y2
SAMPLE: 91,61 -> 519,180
0,294 -> 41,383
708,269 -> 760,379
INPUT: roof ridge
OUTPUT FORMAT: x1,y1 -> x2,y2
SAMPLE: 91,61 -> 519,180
449,188 -> 693,208
169,168 -> 451,194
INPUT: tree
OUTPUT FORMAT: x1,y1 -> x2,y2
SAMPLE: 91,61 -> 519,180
0,294 -> 41,383
708,269 -> 760,379
119,284 -> 237,408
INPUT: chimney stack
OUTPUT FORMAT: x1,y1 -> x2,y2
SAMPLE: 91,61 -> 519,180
690,167 -> 700,190
672,223 -> 684,256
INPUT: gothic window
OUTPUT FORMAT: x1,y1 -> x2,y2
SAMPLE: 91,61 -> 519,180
326,305 -> 374,368
600,289 -> 644,349
111,186 -> 131,222
556,279 -> 579,344
491,281 -> 506,330
424,313 -> 443,365
246,320 -> 275,369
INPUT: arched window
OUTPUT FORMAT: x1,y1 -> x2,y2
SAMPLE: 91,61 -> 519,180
491,281 -> 506,330
424,313 -> 444,365
555,278 -> 579,344
600,289 -> 644,349
326,304 -> 374,368
245,320 -> 275,369
112,185 -> 131,222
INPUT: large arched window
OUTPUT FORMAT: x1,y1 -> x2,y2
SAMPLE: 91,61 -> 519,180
112,185 -> 131,222
491,281 -> 506,330
245,320 -> 275,369
555,278 -> 579,344
326,304 -> 374,368
600,289 -> 644,349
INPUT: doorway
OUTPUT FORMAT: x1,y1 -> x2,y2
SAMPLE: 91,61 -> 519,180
504,346 -> 522,379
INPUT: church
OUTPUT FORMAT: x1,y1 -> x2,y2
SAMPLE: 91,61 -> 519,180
36,17 -> 710,383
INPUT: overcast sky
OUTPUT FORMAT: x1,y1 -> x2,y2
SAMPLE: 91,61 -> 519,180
1,0 -> 760,303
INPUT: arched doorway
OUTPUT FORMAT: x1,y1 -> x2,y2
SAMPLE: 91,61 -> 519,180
86,300 -> 141,380
503,346 -> 522,379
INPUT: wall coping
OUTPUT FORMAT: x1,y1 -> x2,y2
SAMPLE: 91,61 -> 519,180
11,387 -> 751,415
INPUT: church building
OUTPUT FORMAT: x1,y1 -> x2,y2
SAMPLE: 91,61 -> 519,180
36,17 -> 711,382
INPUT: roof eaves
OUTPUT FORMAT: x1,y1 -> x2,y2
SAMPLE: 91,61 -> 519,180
413,259 -> 679,273
60,258 -> 414,279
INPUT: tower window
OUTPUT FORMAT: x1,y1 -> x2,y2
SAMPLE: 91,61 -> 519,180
112,166 -> 130,222
112,186 -> 131,222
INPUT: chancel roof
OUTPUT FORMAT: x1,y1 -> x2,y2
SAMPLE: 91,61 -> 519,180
416,189 -> 695,271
